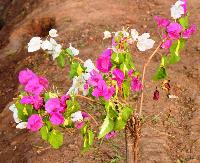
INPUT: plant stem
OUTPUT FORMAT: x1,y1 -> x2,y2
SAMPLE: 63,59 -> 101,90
138,41 -> 163,116
73,57 -> 84,63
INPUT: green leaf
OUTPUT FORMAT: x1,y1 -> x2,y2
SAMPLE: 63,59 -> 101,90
179,16 -> 189,29
88,130 -> 94,146
120,63 -> 129,75
64,99 -> 80,117
15,101 -> 33,121
122,81 -> 130,98
105,102 -> 118,119
169,39 -> 185,64
111,52 -> 124,64
98,116 -> 114,139
48,130 -> 63,149
153,66 -> 167,81
160,55 -> 168,67
121,107 -> 133,122
44,92 -> 58,102
69,62 -> 83,78
65,48 -> 73,56
114,117 -> 126,131
56,52 -> 65,68
40,126 -> 49,141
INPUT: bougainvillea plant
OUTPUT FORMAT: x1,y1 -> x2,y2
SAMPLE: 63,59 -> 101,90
9,0 -> 196,162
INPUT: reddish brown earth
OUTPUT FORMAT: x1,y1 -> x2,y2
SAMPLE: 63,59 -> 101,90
0,0 -> 200,162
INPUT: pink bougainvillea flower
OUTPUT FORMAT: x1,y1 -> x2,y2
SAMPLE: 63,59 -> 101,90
161,39 -> 173,50
45,98 -> 63,114
50,112 -> 64,125
104,87 -> 115,100
27,114 -> 43,132
38,77 -> 49,89
153,89 -> 160,101
18,69 -> 37,85
105,131 -> 116,139
60,95 -> 70,108
20,95 -> 43,110
25,78 -> 45,95
96,49 -> 112,73
101,48 -> 112,58
92,80 -> 115,100
82,111 -> 90,120
131,77 -> 142,92
167,23 -> 183,40
154,16 -> 170,28
112,68 -> 125,87
92,80 -> 107,99
181,0 -> 187,13
88,70 -> 103,86
75,121 -> 85,129
182,24 -> 196,39
128,69 -> 134,77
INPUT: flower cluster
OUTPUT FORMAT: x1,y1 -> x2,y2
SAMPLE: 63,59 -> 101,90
154,0 -> 196,50
27,29 -> 79,60
9,0 -> 196,153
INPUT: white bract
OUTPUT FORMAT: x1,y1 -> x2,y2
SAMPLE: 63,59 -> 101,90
16,122 -> 27,129
41,40 -> 53,51
28,37 -> 42,52
69,43 -> 79,56
67,74 -> 87,96
9,104 -> 27,129
137,33 -> 155,52
71,111 -> 83,122
84,59 -> 96,73
131,29 -> 139,41
170,0 -> 184,19
49,29 -> 58,37
103,31 -> 112,39
130,29 -> 155,52
48,38 -> 62,60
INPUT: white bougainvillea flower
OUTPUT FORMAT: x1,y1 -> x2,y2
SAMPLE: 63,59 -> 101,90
52,44 -> 62,60
48,38 -> 62,60
103,31 -> 112,39
130,29 -> 139,41
136,33 -> 155,51
9,104 -> 27,129
69,43 -> 79,56
71,111 -> 83,122
67,75 -> 86,95
82,73 -> 91,80
9,104 -> 21,123
28,37 -> 42,52
41,40 -> 53,50
49,29 -> 58,37
16,122 -> 27,129
84,59 -> 96,73
170,1 -> 184,19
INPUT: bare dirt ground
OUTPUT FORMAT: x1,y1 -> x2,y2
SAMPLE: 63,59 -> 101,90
0,0 -> 200,162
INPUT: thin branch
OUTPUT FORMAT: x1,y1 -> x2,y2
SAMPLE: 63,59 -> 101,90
73,57 -> 84,64
87,112 -> 99,125
139,41 -> 163,116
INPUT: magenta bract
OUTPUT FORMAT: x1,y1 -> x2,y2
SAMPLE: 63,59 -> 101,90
18,68 -> 37,85
27,114 -> 43,132
167,23 -> 182,40
112,68 -> 125,87
50,112 -> 64,125
131,77 -> 142,92
20,95 -> 43,110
